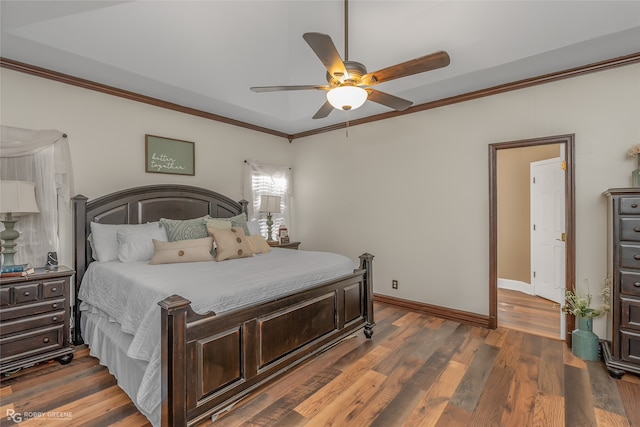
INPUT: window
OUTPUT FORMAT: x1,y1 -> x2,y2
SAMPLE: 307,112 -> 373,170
242,161 -> 291,239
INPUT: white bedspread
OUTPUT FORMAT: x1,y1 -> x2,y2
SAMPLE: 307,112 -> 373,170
79,248 -> 357,421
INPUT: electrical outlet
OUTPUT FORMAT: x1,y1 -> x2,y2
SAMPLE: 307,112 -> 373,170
392,280 -> 398,289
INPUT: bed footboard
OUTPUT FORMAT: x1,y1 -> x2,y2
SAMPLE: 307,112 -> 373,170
160,253 -> 374,427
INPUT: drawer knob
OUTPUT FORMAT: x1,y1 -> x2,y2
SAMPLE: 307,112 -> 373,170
51,287 -> 57,292
635,227 -> 640,232
43,338 -> 50,343
634,255 -> 640,260
24,291 -> 30,296
633,204 -> 639,208
635,282 -> 640,288
52,303 -> 58,309
52,316 -> 58,321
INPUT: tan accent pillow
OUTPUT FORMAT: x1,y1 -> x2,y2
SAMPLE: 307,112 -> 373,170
149,237 -> 214,265
205,218 -> 233,230
209,227 -> 253,261
246,234 -> 271,254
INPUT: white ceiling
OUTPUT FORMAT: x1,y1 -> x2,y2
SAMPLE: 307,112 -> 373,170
2,1 -> 640,136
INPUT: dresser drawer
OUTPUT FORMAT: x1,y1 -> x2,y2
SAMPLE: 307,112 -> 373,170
42,279 -> 66,299
14,283 -> 39,304
0,310 -> 65,336
620,244 -> 640,269
0,298 -> 65,322
621,218 -> 640,242
0,288 -> 9,306
0,325 -> 64,362
621,298 -> 640,330
620,329 -> 640,365
621,271 -> 640,296
620,197 -> 640,215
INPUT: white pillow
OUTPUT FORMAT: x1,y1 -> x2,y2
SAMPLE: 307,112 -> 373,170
247,219 -> 261,236
90,222 -> 162,262
117,224 -> 168,262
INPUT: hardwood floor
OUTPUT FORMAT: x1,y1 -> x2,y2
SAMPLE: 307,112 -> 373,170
1,301 -> 639,427
498,288 -> 561,340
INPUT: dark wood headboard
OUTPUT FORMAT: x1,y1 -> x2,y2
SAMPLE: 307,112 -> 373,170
72,184 -> 248,343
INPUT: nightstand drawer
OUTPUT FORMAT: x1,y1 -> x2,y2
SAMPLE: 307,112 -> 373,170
43,279 -> 66,299
0,325 -> 64,362
621,298 -> 640,330
621,271 -> 640,297
621,218 -> 640,242
1,310 -> 65,336
0,298 -> 65,322
620,244 -> 640,270
620,197 -> 640,215
14,283 -> 39,304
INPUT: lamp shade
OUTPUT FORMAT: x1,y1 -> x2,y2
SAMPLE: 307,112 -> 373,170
326,86 -> 368,111
0,181 -> 40,215
259,195 -> 281,213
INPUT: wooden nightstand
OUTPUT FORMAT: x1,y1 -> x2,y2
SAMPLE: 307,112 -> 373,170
0,266 -> 75,373
268,241 -> 301,250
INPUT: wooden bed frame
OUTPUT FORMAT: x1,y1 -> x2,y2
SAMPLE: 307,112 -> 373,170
72,184 -> 374,427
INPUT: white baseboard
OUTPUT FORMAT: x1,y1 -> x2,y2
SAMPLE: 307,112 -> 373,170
498,278 -> 534,295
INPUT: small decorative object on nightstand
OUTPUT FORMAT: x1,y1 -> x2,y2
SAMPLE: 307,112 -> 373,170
279,226 -> 289,244
0,266 -> 75,374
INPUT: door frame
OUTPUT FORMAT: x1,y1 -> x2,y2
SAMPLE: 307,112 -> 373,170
489,134 -> 575,342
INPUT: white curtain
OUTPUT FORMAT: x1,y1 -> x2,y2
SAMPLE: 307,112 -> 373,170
242,160 -> 292,238
0,125 -> 73,267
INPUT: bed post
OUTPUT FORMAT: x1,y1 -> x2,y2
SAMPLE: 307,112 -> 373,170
359,253 -> 375,338
159,295 -> 191,427
72,194 -> 88,345
239,199 -> 249,216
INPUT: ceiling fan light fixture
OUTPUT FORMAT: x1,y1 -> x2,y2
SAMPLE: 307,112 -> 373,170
326,86 -> 367,111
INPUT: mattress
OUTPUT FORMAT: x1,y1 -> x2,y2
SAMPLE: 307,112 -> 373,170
79,248 -> 357,426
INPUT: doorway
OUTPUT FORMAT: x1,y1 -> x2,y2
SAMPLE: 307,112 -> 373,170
489,134 -> 576,341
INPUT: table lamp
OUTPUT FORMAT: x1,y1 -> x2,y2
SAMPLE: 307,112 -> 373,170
259,195 -> 281,242
0,181 -> 40,266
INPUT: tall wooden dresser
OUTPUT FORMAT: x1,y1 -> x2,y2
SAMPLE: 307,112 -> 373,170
603,189 -> 640,378
0,266 -> 74,373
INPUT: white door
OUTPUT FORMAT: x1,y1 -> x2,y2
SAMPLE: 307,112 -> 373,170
530,157 -> 565,307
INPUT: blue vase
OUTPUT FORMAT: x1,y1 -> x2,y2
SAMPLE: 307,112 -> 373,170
572,317 -> 599,361
633,156 -> 640,187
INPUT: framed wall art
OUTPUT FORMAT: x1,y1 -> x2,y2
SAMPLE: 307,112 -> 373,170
145,134 -> 195,176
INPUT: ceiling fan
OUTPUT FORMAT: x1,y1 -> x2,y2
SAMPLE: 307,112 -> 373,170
250,0 -> 450,119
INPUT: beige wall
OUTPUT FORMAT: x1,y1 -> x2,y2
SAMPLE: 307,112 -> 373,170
497,144 -> 561,284
2,63 -> 639,339
292,63 -> 640,338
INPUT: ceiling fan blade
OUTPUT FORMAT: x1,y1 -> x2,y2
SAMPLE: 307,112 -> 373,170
312,101 -> 334,119
362,51 -> 450,86
303,33 -> 348,79
251,85 -> 329,92
366,89 -> 413,111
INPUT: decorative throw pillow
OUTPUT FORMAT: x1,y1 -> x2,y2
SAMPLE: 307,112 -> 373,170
205,218 -> 233,230
90,222 -> 162,262
149,237 -> 215,265
117,224 -> 168,262
208,227 -> 253,261
159,216 -> 210,241
208,213 -> 250,235
246,234 -> 271,254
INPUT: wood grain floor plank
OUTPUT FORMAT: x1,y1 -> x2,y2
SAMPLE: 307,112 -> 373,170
448,343 -> 501,412
294,345 -> 392,418
532,392 -> 565,427
616,379 -> 640,427
500,353 -> 540,427
594,407 -> 631,427
433,403 -> 472,427
538,337 -> 564,396
302,369 -> 387,427
403,360 -> 469,427
587,360 -> 628,416
564,364 -> 598,427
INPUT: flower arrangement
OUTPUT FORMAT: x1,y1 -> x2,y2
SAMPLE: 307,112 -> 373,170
627,144 -> 640,158
562,277 -> 611,318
